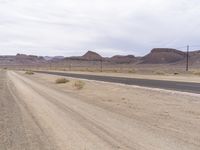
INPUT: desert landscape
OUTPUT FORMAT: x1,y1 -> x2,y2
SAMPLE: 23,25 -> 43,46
0,68 -> 200,150
1,0 -> 200,150
0,49 -> 200,150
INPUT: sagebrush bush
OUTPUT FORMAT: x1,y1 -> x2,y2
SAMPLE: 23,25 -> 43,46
128,69 -> 136,73
25,70 -> 34,75
174,72 -> 179,75
193,71 -> 200,76
55,78 -> 69,84
154,70 -> 165,75
74,80 -> 85,90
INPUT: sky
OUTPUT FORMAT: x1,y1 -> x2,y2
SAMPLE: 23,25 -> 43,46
0,0 -> 200,57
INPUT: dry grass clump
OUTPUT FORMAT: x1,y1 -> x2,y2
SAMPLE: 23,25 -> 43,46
55,78 -> 69,84
113,69 -> 118,73
74,80 -> 85,90
25,70 -> 34,75
86,68 -> 96,72
128,69 -> 136,73
173,72 -> 179,75
193,71 -> 200,76
153,70 -> 165,75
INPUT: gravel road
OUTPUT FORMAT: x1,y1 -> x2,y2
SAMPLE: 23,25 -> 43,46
0,70 -> 200,150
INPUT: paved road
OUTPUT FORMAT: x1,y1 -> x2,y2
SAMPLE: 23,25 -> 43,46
36,71 -> 200,94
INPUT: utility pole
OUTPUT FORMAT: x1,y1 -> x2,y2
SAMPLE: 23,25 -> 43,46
100,58 -> 103,72
50,62 -> 52,70
186,45 -> 189,71
68,58 -> 71,71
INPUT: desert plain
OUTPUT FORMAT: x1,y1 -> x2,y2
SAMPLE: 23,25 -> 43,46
0,69 -> 200,150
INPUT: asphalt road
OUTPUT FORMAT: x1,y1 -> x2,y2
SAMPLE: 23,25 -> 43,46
36,71 -> 200,94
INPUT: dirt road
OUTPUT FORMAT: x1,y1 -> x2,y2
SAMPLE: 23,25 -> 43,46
1,70 -> 200,150
0,71 -> 57,150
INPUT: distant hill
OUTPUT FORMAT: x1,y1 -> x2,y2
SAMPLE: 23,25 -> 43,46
81,51 -> 102,61
0,49 -> 200,68
51,49 -> 200,66
110,55 -> 136,64
176,50 -> 200,66
44,56 -> 65,61
141,48 -> 186,64
189,50 -> 200,65
0,54 -> 45,66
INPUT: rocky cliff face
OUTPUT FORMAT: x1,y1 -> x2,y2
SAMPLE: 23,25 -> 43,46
141,48 -> 186,64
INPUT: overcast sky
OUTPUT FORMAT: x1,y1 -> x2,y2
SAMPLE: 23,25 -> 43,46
0,0 -> 200,56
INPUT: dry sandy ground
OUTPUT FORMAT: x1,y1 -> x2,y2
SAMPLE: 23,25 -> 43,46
0,70 -> 200,150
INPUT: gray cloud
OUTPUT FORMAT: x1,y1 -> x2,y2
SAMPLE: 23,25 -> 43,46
0,0 -> 200,56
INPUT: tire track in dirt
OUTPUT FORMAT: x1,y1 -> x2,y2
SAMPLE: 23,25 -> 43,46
0,70 -> 58,150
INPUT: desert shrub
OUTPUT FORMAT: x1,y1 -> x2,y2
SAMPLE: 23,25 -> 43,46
193,71 -> 200,76
86,68 -> 95,72
128,69 -> 136,73
55,78 -> 69,84
25,70 -> 34,75
154,70 -> 165,75
74,80 -> 85,90
113,69 -> 118,73
174,72 -> 179,75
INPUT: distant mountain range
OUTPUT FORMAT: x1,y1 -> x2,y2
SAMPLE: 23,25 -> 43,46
43,56 -> 65,61
0,54 -> 46,66
0,48 -> 200,67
